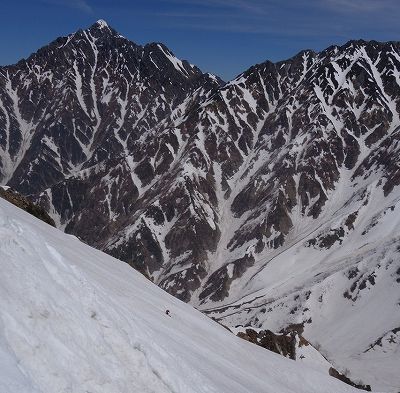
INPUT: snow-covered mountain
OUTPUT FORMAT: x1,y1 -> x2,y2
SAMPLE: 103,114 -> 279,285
0,197 -> 363,393
0,20 -> 221,194
1,21 -> 399,391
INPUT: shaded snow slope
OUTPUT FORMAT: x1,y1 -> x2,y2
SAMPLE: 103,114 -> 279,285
0,198 -> 361,393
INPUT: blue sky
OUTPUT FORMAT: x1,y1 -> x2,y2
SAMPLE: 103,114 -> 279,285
1,0 -> 400,80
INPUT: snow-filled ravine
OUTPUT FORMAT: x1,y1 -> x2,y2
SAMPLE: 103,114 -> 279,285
0,197 -> 365,393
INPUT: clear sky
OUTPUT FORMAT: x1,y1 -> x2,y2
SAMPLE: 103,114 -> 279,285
1,0 -> 400,80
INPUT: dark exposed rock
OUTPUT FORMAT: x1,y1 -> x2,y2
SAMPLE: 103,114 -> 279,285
363,327 -> 400,353
237,325 -> 372,391
329,368 -> 371,391
199,253 -> 255,302
237,328 -> 297,360
307,227 -> 345,249
0,187 -> 55,227
345,212 -> 358,230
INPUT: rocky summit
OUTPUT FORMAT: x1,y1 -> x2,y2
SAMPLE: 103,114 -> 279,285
0,22 -> 399,391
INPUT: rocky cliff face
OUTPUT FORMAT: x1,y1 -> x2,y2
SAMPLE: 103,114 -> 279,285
1,23 -> 399,391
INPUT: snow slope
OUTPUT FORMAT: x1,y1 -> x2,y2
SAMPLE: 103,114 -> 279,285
204,184 -> 400,392
0,198 -> 363,393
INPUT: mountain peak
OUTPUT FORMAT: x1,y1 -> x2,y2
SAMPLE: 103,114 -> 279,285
87,19 -> 117,35
94,19 -> 109,29
85,19 -> 123,39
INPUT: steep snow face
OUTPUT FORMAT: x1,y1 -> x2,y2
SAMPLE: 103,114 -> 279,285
0,198 -> 361,393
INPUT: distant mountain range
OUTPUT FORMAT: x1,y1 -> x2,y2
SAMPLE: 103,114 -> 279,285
1,20 -> 399,391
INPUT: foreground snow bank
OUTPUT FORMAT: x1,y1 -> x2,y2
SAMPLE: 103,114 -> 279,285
0,198 -> 363,393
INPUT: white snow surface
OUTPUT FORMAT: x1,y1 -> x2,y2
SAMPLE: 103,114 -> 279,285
0,198 -> 363,393
95,19 -> 109,29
